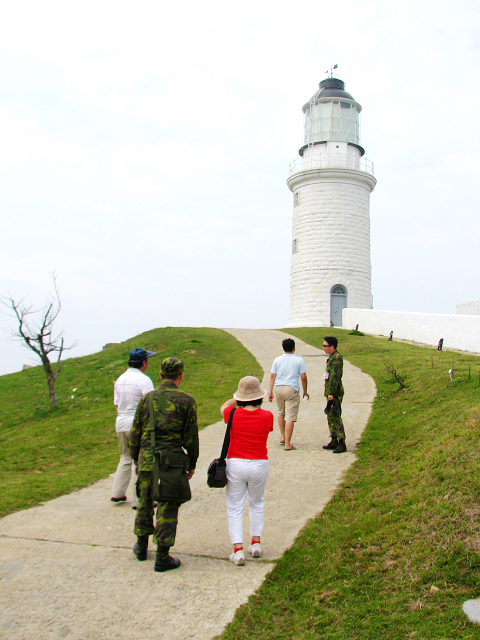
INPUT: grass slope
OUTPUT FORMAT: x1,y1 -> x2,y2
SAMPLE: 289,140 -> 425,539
0,327 -> 262,518
219,328 -> 480,640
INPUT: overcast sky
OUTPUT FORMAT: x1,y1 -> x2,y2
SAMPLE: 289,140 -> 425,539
1,0 -> 479,375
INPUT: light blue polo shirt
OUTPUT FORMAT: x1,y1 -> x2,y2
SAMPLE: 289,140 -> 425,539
271,354 -> 307,391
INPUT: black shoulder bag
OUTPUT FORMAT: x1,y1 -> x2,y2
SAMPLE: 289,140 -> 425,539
149,391 -> 192,504
207,407 -> 236,488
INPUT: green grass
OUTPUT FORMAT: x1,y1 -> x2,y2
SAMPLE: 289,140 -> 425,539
0,327 -> 262,517
219,328 -> 480,640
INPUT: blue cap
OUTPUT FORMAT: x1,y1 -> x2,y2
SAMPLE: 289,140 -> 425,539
129,348 -> 157,363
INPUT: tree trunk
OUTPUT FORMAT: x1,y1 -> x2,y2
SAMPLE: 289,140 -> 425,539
43,358 -> 58,407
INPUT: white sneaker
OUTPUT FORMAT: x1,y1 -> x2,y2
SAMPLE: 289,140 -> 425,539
248,543 -> 262,558
229,549 -> 245,566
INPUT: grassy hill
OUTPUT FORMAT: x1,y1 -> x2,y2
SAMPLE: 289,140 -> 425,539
5,325 -> 480,637
0,327 -> 262,517
219,328 -> 480,640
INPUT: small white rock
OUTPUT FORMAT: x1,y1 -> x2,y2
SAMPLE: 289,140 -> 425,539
463,597 -> 480,623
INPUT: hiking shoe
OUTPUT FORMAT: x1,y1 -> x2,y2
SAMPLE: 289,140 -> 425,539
322,439 -> 338,450
133,541 -> 148,561
332,441 -> 347,454
154,555 -> 181,572
229,550 -> 245,566
248,543 -> 262,558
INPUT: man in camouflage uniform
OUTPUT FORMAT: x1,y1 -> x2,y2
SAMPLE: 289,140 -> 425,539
322,336 -> 346,454
129,357 -> 199,572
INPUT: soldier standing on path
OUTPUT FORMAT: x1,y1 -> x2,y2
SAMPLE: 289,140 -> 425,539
322,336 -> 347,454
129,357 -> 199,572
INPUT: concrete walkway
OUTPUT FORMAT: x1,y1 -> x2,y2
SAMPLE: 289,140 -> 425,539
0,329 -> 376,640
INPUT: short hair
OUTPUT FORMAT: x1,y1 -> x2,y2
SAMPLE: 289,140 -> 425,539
160,372 -> 181,381
236,398 -> 263,408
128,359 -> 146,369
324,336 -> 338,349
282,338 -> 295,352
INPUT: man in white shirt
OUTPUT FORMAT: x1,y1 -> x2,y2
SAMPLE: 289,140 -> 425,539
268,338 -> 309,450
111,348 -> 156,506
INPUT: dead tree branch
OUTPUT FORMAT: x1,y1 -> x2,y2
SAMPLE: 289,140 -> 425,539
384,364 -> 407,390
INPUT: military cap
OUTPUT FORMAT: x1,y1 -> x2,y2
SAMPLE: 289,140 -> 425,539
129,348 -> 157,362
161,357 -> 185,377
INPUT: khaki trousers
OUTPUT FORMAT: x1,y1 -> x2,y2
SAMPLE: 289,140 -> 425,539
111,431 -> 138,507
274,385 -> 300,422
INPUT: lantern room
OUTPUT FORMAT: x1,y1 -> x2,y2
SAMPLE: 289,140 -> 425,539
302,78 -> 361,150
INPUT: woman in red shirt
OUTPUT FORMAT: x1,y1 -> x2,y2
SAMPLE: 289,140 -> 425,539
220,376 -> 274,566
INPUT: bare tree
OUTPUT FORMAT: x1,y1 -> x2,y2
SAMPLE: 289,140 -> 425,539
384,364 -> 407,390
1,273 -> 75,407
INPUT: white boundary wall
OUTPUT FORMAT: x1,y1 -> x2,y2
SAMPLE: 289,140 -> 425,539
457,301 -> 480,315
343,308 -> 480,354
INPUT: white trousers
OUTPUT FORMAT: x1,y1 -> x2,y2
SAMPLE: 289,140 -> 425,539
225,458 -> 269,545
111,431 -> 138,507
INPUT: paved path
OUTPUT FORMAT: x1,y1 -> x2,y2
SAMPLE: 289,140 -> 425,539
0,329 -> 376,640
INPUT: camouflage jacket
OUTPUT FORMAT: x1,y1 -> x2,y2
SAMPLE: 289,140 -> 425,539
324,350 -> 344,398
128,380 -> 199,473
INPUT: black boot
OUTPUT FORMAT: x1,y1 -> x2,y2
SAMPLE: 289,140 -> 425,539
333,440 -> 347,454
323,439 -> 338,450
154,546 -> 181,572
133,536 -> 148,561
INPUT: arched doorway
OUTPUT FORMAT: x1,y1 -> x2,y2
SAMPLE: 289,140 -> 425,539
330,285 -> 347,327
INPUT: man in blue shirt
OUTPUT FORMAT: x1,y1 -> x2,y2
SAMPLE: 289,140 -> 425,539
268,338 -> 309,450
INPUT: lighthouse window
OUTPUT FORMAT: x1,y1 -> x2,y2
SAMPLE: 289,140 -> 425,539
331,285 -> 347,295
294,192 -> 300,207
331,102 -> 341,116
318,102 -> 331,117
304,99 -> 360,146
292,239 -> 298,254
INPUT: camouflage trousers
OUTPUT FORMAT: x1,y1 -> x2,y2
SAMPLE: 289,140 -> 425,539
327,396 -> 346,441
134,471 -> 179,548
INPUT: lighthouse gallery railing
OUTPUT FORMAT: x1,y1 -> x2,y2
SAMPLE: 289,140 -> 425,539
289,154 -> 374,176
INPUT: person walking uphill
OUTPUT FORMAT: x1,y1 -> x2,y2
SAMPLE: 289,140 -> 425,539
129,357 -> 199,572
220,377 -> 273,566
268,338 -> 309,450
322,336 -> 346,454
111,348 -> 156,506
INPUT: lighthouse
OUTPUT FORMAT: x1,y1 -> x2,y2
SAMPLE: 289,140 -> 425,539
286,76 -> 376,327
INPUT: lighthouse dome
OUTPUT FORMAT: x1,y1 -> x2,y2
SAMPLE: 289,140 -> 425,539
302,77 -> 361,148
305,78 -> 356,104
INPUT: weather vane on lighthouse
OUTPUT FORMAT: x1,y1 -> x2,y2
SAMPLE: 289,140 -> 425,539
324,63 -> 338,78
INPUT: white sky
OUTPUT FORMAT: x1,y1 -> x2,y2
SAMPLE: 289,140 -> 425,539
1,0 -> 480,375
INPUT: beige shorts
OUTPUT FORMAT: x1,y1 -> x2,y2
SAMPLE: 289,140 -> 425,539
274,385 -> 300,422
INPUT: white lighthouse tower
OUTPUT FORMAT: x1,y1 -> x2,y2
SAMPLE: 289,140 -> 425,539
286,75 -> 376,327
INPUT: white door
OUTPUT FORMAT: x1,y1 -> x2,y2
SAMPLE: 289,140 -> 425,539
330,285 -> 347,327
